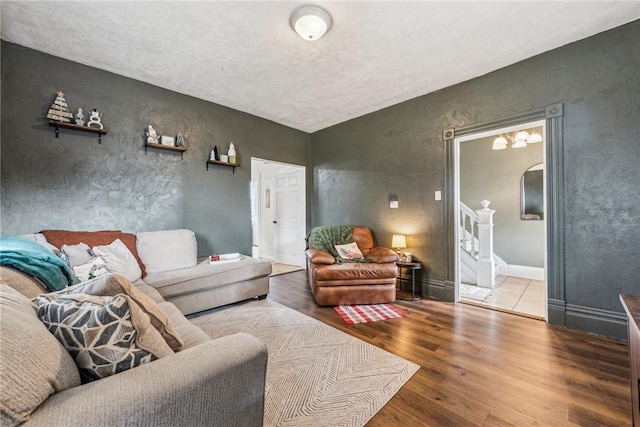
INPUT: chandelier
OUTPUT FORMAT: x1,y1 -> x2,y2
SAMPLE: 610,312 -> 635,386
492,129 -> 543,150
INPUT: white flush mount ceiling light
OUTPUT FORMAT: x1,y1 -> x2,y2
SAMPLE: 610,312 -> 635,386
491,129 -> 543,150
290,6 -> 332,41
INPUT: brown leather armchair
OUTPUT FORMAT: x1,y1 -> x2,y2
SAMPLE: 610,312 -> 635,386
305,225 -> 398,306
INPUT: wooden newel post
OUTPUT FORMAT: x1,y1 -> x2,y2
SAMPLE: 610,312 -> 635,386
476,200 -> 495,289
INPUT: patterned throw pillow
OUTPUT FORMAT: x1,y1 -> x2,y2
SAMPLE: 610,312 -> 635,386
35,293 -> 173,383
334,242 -> 364,260
72,256 -> 109,282
40,273 -> 184,352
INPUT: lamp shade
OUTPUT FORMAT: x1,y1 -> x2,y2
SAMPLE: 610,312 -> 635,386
527,132 -> 543,143
514,130 -> 530,143
290,6 -> 332,41
392,234 -> 407,249
492,136 -> 508,150
512,139 -> 528,148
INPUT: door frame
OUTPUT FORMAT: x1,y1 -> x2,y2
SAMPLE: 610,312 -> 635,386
250,157 -> 306,267
443,103 -> 566,326
453,119 -> 547,319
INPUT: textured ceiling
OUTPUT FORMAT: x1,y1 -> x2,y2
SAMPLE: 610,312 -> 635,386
2,1 -> 638,133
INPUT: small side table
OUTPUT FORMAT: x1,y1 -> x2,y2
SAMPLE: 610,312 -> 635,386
396,261 -> 422,301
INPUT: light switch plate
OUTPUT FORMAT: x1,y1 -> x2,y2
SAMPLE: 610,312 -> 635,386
435,191 -> 442,201
390,201 -> 399,208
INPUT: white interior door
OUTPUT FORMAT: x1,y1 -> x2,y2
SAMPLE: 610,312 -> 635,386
274,170 -> 304,266
260,175 -> 275,260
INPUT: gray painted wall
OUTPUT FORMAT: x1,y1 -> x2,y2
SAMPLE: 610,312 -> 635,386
460,133 -> 544,267
1,41 -> 311,257
311,20 -> 640,316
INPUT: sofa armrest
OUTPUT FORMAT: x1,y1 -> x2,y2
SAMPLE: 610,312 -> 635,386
305,248 -> 336,265
25,333 -> 267,427
366,247 -> 399,264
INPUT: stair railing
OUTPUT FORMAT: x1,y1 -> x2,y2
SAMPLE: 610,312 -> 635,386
460,200 -> 496,288
459,202 -> 478,257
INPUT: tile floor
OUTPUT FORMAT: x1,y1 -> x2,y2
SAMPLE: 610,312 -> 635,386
461,275 -> 546,319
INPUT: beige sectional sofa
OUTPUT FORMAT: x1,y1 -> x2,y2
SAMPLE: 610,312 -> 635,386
0,229 -> 273,426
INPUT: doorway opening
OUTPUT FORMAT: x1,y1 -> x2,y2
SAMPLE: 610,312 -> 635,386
454,120 -> 547,320
251,158 -> 306,268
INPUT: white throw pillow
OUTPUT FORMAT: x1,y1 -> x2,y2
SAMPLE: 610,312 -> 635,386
61,242 -> 93,268
136,229 -> 197,274
334,242 -> 364,260
92,239 -> 142,282
19,233 -> 60,254
72,256 -> 109,282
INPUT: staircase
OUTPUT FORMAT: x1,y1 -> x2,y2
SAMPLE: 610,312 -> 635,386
459,201 -> 506,288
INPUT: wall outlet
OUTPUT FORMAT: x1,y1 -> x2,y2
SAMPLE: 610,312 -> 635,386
435,191 -> 442,201
390,200 -> 399,208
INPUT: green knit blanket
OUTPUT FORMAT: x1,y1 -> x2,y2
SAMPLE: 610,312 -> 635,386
0,235 -> 77,291
306,225 -> 372,264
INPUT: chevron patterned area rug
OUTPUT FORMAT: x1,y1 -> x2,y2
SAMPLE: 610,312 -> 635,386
333,304 -> 406,324
190,299 -> 419,427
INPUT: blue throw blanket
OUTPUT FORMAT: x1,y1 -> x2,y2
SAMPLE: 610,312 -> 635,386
0,235 -> 76,291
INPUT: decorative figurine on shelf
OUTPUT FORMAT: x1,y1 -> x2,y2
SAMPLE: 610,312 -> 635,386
176,131 -> 185,147
213,145 -> 219,161
146,125 -> 159,144
87,109 -> 103,129
210,149 -> 216,161
46,90 -> 74,123
228,142 -> 237,164
74,108 -> 85,126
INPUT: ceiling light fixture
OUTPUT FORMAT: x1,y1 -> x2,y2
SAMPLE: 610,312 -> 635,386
491,129 -> 543,150
290,6 -> 332,41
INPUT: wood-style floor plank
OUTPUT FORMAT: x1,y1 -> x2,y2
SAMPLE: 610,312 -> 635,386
267,271 -> 631,426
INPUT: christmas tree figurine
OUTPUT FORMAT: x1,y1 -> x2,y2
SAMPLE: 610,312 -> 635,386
46,90 -> 74,123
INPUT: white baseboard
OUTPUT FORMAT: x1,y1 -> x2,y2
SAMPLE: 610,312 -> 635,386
496,264 -> 544,280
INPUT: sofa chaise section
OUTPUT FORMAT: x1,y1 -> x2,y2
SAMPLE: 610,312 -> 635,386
142,256 -> 270,315
136,230 -> 271,315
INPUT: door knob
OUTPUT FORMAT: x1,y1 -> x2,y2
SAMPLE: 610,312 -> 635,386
273,220 -> 277,224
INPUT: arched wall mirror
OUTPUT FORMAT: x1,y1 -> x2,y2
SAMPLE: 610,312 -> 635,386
521,163 -> 544,220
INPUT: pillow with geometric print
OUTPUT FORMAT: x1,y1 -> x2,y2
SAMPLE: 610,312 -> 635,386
334,242 -> 364,260
35,293 -> 174,383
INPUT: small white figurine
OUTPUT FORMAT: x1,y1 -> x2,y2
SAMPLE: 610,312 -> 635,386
146,125 -> 158,144
210,149 -> 216,161
87,109 -> 103,129
74,108 -> 85,126
228,142 -> 237,164
176,131 -> 185,147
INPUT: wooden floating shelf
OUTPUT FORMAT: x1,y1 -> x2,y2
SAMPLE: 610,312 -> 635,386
206,160 -> 239,174
145,142 -> 187,160
48,120 -> 107,143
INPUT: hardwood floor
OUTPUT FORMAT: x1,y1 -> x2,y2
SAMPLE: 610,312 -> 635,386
267,271 -> 631,426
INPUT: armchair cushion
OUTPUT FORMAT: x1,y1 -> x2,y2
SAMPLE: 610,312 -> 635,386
365,247 -> 399,264
305,248 -> 335,265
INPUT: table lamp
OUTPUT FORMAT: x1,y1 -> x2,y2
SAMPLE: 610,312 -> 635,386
392,234 -> 407,257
